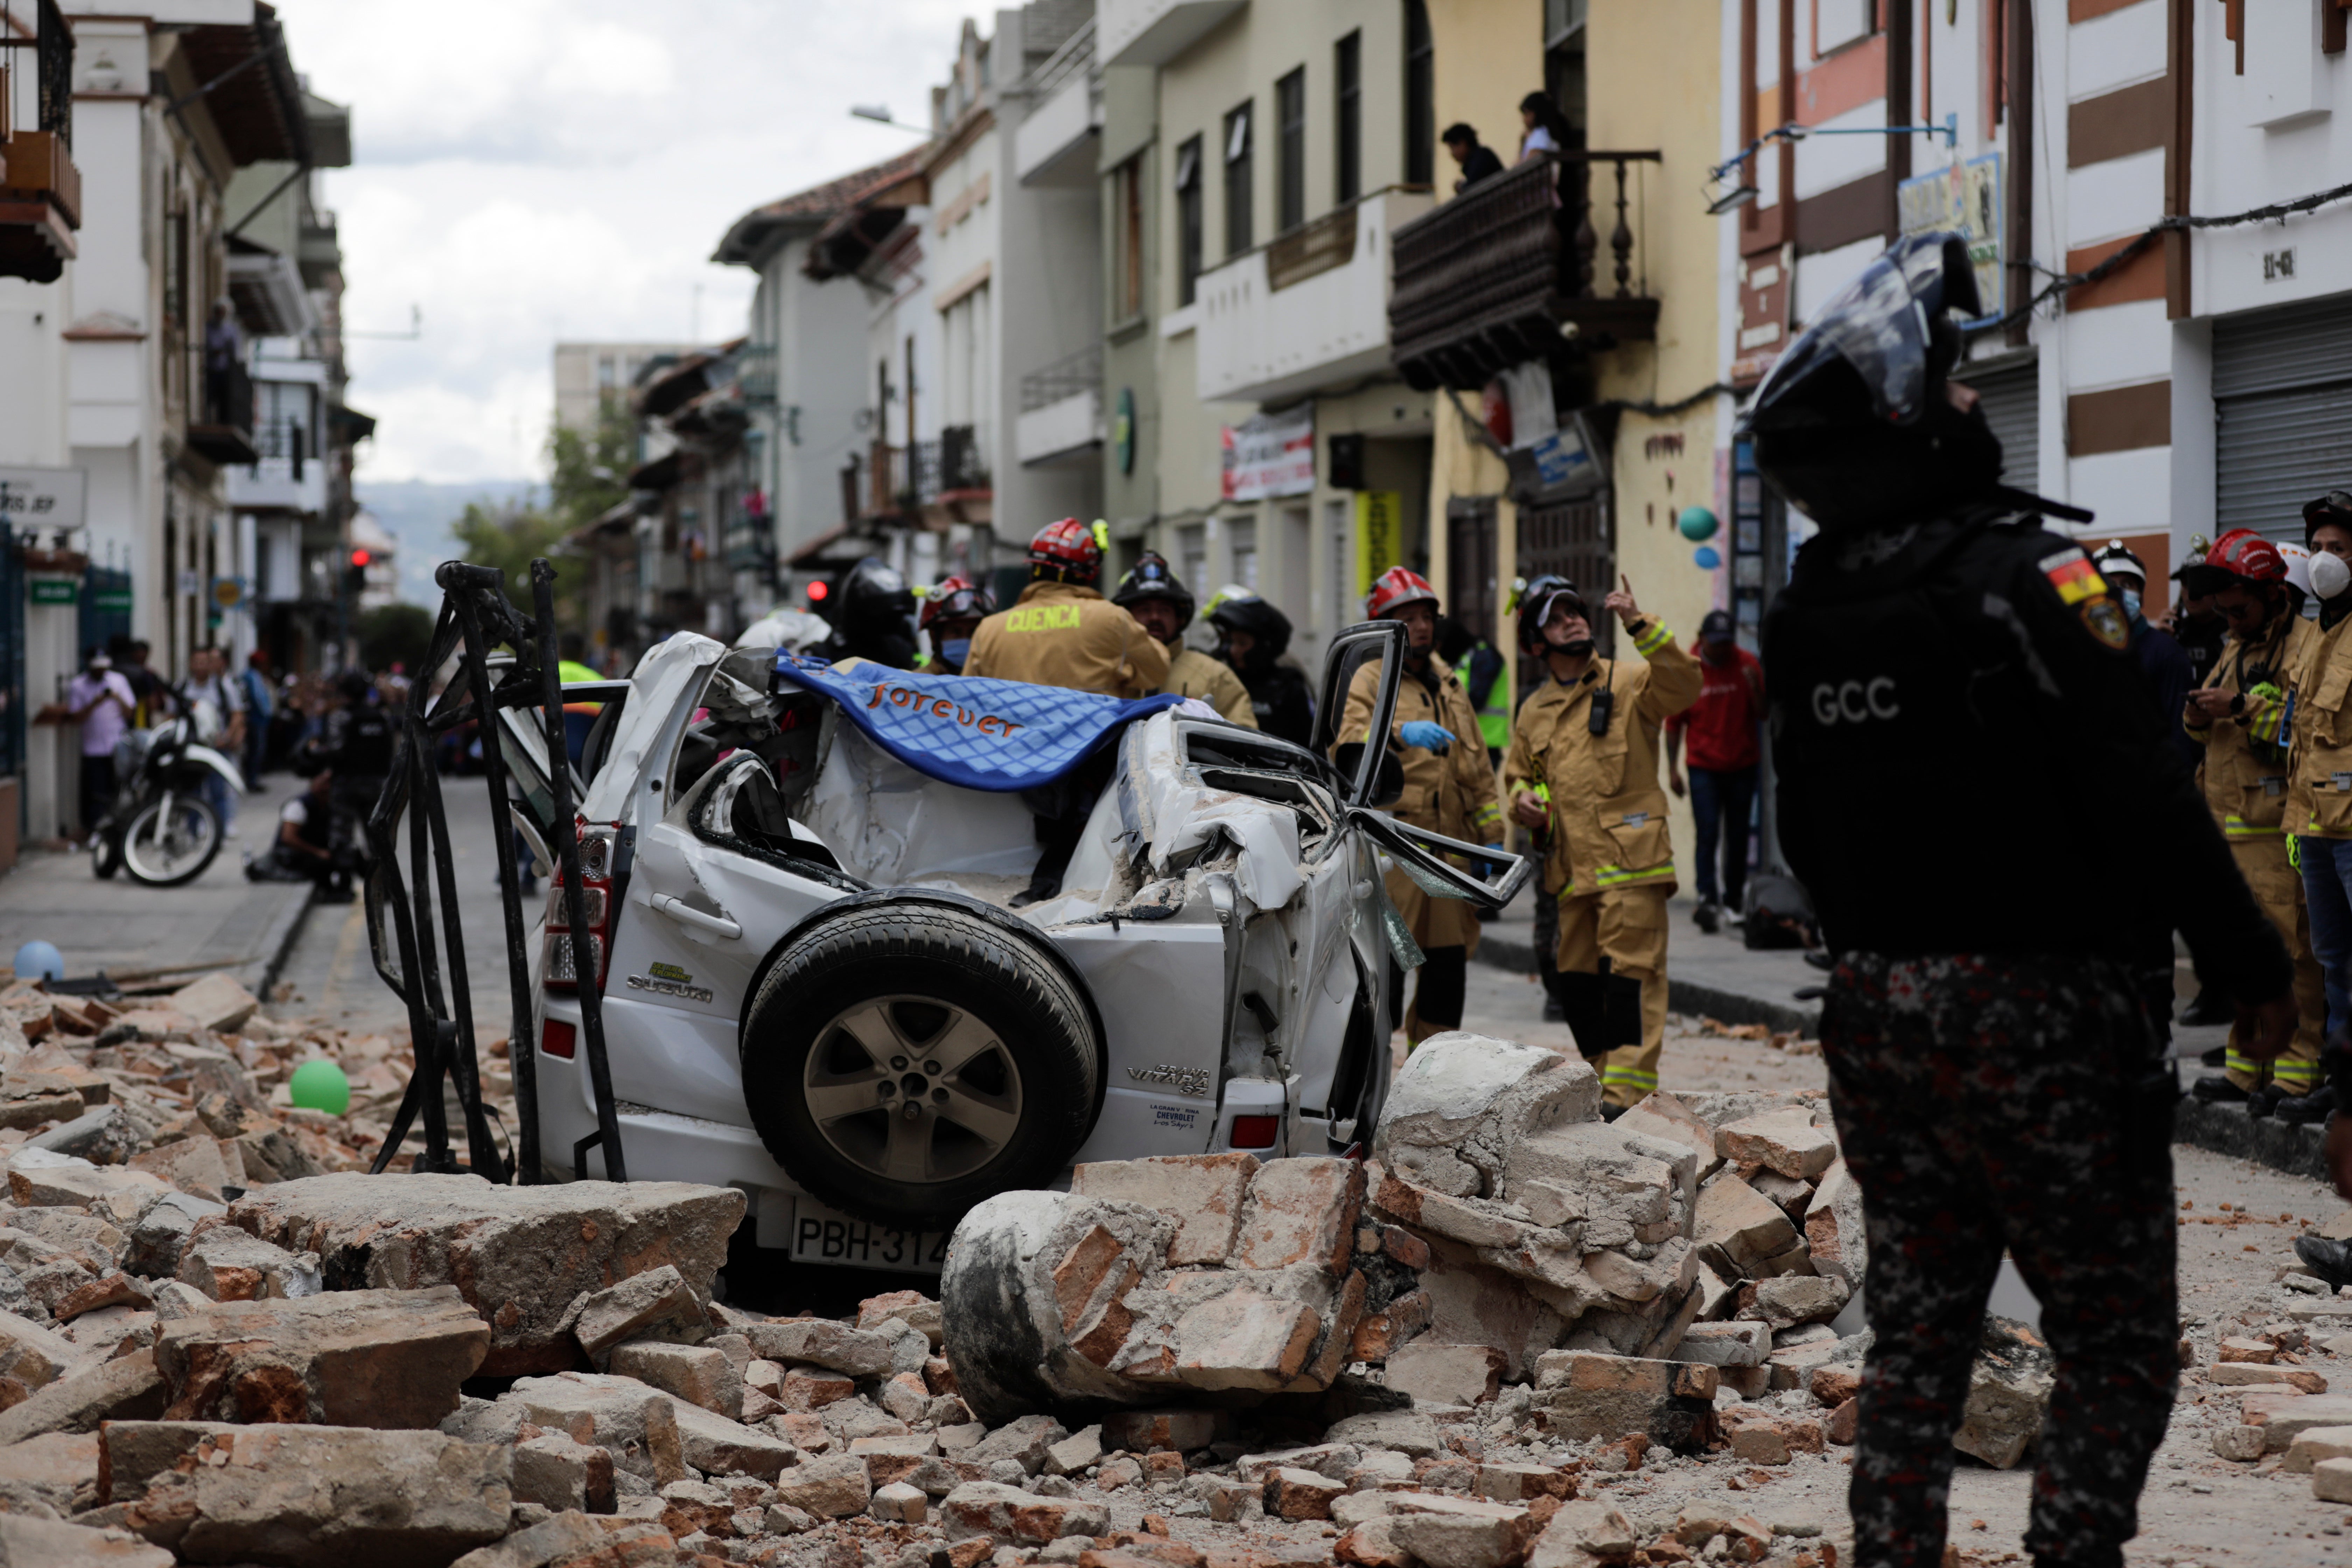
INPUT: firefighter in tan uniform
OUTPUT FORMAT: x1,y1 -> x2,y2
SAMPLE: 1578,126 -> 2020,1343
1505,578 -> 1701,1110
964,518 -> 1170,698
965,518 -> 1171,905
1337,567 -> 1503,1045
2184,527 -> 2329,1110
1111,552 -> 1256,728
2287,496 -> 2352,1134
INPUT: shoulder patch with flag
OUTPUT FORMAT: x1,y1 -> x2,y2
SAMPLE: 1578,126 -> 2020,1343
2038,547 -> 2106,606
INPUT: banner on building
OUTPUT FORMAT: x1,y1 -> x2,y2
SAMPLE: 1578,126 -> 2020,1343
1222,405 -> 1316,501
1355,491 -> 1402,599
0,467 -> 85,530
1896,154 -> 2003,327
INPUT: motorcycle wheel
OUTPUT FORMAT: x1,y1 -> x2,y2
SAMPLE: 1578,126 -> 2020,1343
120,797 -> 223,887
91,833 -> 121,880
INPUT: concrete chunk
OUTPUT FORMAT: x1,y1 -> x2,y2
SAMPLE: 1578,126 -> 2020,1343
119,1423 -> 509,1566
1071,1154 -> 1259,1267
0,1513 -> 173,1567
571,1266 -> 705,1365
608,1342 -> 741,1419
742,1317 -> 892,1376
1952,1316 -> 2053,1470
166,974 -> 261,1034
1233,1158 -> 1364,1274
155,1285 -> 486,1429
222,1174 -> 744,1377
1802,1162 -> 1868,1293
0,1347 -> 166,1443
499,1372 -> 686,1485
937,1479 -> 1109,1543
1694,1173 -> 1796,1273
771,1452 -> 871,1517
174,1229 -> 320,1303
1385,1340 -> 1507,1406
1716,1109 -> 1836,1180
511,1432 -> 614,1514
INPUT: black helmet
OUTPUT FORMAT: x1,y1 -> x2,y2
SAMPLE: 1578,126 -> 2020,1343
1206,591 -> 1291,670
337,671 -> 374,704
1740,232 -> 2001,532
1112,551 -> 1195,628
1512,574 -> 1579,655
837,556 -> 916,631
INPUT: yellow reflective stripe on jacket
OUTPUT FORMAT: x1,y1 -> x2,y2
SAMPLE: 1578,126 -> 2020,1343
2223,816 -> 2284,839
1592,861 -> 1677,888
1631,620 -> 1673,657
2244,700 -> 2287,747
1471,801 -> 1502,831
1601,1066 -> 1658,1091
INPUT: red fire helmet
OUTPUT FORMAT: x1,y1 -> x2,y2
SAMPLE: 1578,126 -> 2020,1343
1365,565 -> 1439,620
1028,518 -> 1102,581
2205,527 -> 2287,585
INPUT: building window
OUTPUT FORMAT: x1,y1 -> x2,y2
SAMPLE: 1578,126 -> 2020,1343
1177,523 -> 1208,593
1175,136 -> 1205,306
1335,32 -> 1362,204
1227,516 -> 1259,593
1113,154 -> 1146,322
1276,68 -> 1307,233
1404,0 -> 1434,186
1223,101 -> 1253,257
1814,0 -> 1875,55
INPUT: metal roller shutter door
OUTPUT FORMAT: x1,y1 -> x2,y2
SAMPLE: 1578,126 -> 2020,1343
1966,356 -> 2039,486
2215,295 -> 2352,544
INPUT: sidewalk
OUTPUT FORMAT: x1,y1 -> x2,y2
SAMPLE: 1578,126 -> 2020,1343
0,772 -> 314,995
1475,889 -> 1825,1035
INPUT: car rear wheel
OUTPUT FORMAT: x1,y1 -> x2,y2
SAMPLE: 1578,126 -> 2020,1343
741,900 -> 1099,1232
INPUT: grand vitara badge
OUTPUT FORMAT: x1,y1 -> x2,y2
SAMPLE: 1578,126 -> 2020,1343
1128,1063 -> 1213,1097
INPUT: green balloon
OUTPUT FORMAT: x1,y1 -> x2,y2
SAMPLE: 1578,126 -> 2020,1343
289,1058 -> 351,1116
1678,506 -> 1721,542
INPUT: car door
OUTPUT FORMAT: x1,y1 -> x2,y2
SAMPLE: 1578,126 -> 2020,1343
1313,620 -> 1407,808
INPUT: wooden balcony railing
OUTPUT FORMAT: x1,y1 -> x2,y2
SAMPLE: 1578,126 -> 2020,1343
1388,149 -> 1661,392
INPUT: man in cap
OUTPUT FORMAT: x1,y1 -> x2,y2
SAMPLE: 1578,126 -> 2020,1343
1505,577 -> 1700,1108
1338,566 -> 1502,1045
1113,553 -> 1255,727
1664,608 -> 1765,934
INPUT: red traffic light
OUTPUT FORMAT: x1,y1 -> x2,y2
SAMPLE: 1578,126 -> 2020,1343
350,549 -> 371,567
806,580 -> 828,602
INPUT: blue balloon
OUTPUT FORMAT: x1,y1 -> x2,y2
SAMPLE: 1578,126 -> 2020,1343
1693,546 -> 1723,571
13,941 -> 61,982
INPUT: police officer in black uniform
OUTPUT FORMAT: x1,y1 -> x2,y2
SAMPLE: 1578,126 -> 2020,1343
815,557 -> 921,670
1750,234 -> 2317,1568
1205,592 -> 1314,746
312,671 -> 393,855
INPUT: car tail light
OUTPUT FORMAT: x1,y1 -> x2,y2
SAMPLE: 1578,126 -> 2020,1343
1230,1115 -> 1280,1149
543,819 -> 617,993
541,1018 -> 576,1059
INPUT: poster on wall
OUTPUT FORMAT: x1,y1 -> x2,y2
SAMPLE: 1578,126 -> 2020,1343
1896,153 -> 2003,327
1222,405 -> 1316,501
1354,491 -> 1401,599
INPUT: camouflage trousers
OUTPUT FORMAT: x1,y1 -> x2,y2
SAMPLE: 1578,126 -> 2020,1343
1821,952 -> 2179,1568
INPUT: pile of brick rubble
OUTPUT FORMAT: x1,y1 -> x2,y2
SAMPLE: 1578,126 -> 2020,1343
0,1007 -> 2070,1568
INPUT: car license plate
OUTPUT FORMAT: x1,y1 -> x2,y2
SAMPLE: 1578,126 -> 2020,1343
789,1197 -> 948,1273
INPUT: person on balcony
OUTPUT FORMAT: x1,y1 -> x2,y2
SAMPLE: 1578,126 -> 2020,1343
1441,124 -> 1504,192
204,302 -> 241,423
1518,92 -> 1573,161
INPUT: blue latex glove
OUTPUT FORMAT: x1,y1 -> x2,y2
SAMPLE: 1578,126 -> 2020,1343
1400,720 -> 1455,753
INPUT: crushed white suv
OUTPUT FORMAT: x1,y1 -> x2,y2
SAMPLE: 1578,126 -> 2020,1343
487,622 -> 1526,1271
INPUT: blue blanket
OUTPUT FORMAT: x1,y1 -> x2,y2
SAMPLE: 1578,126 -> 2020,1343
774,653 -> 1186,792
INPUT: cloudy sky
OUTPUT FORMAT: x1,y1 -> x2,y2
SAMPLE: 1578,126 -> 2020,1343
271,0 -> 970,485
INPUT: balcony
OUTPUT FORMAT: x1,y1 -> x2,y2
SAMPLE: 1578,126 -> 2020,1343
1195,186 -> 1433,407
226,416 -> 328,515
1388,150 -> 1663,392
1015,21 -> 1098,188
0,131 -> 81,284
298,212 -> 341,289
1017,346 -> 1103,467
737,343 -> 777,408
1100,0 -> 1246,66
187,363 -> 260,466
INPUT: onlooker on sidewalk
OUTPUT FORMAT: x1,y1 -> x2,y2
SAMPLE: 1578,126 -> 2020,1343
2287,493 -> 2352,1132
54,648 -> 133,841
1664,609 -> 1764,934
178,646 -> 245,839
1441,123 -> 1504,192
244,768 -> 356,902
239,651 -> 274,785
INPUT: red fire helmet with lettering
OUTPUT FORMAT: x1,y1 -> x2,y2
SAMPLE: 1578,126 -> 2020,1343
1028,517 -> 1102,582
2204,527 -> 2286,585
919,574 -> 994,630
1365,565 -> 1439,621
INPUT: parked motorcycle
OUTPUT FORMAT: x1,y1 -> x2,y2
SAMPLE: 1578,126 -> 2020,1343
90,714 -> 245,886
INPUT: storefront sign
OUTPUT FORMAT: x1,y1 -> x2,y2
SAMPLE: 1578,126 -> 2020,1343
0,466 -> 85,530
1354,491 -> 1402,598
27,580 -> 76,607
1897,153 -> 2004,327
1222,404 -> 1315,501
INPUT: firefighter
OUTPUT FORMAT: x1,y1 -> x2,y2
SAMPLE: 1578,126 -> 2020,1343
918,574 -> 993,674
1208,592 -> 1315,745
2182,527 -> 2328,1113
966,519 -> 1170,905
1749,231 -> 2301,1568
1113,552 -> 1256,727
1504,577 -> 1700,1109
1501,573 -> 1577,1023
964,519 -> 1169,699
1337,567 -> 1502,1045
2284,492 -> 2352,1133
813,557 -> 921,670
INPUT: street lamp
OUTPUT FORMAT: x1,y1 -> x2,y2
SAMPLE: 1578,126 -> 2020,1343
850,106 -> 930,135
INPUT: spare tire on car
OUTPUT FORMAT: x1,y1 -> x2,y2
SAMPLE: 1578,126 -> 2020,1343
740,895 -> 1103,1232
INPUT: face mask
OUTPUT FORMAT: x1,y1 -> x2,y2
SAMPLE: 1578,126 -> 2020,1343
2314,551 -> 2352,601
941,638 -> 971,668
2120,588 -> 2143,621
